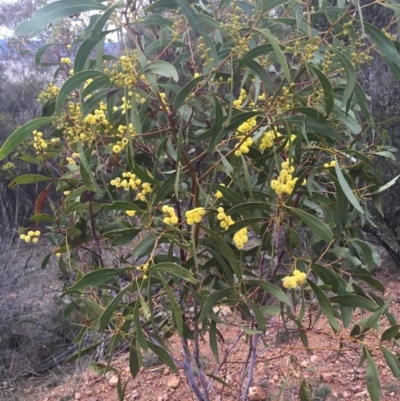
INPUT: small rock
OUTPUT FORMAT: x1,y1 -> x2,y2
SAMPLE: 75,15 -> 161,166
355,390 -> 368,397
310,355 -> 318,363
351,385 -> 362,393
109,375 -> 119,387
130,391 -> 140,399
300,360 -> 308,367
167,376 -> 180,389
86,390 -> 93,396
158,394 -> 169,401
272,375 -> 279,382
321,373 -> 333,383
74,392 -> 81,400
248,386 -> 267,401
163,367 -> 171,376
105,371 -> 114,379
341,391 -> 349,398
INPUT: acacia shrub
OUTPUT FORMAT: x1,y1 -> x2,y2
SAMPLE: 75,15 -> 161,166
2,0 -> 400,400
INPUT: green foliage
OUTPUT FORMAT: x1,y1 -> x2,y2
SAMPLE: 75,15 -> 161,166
7,0 -> 400,400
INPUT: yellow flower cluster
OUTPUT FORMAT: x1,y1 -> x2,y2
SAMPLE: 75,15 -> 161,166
111,172 -> 142,190
110,172 -> 153,201
285,134 -> 297,149
234,137 -> 252,157
162,205 -> 178,225
237,116 -> 257,134
137,183 -> 153,202
324,160 -> 336,168
270,161 -> 299,195
159,92 -> 170,111
259,130 -> 276,150
60,57 -> 71,65
215,183 -> 225,199
66,152 -> 79,166
107,53 -> 139,87
233,88 -> 247,108
216,207 -> 234,230
185,207 -> 206,225
2,162 -> 15,171
83,102 -> 109,127
136,261 -> 149,280
37,83 -> 59,102
20,230 -> 41,244
126,210 -> 136,217
112,124 -> 133,153
234,116 -> 257,156
32,130 -> 47,154
282,269 -> 307,289
233,227 -> 248,250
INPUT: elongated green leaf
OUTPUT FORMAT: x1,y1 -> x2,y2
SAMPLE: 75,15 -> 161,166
246,60 -> 275,94
209,320 -> 220,364
134,300 -> 148,350
307,280 -> 339,332
82,88 -> 113,117
132,234 -> 156,260
331,106 -> 361,134
334,158 -> 364,214
140,61 -> 178,81
299,380 -> 312,401
202,227 -> 241,280
365,348 -> 381,401
129,343 -> 141,378
173,76 -> 203,110
380,345 -> 400,378
236,44 -> 276,69
56,70 -> 108,116
66,268 -> 129,292
256,28 -> 290,81
35,43 -> 55,66
90,3 -> 119,40
62,201 -> 90,216
175,0 -> 203,32
311,263 -> 340,293
146,341 -> 177,373
362,299 -> 390,334
74,38 -> 102,73
150,262 -> 197,284
381,325 -> 400,343
286,206 -> 333,243
0,117 -> 55,161
102,201 -> 146,212
8,174 -> 51,187
369,175 -> 400,195
364,22 -> 400,79
248,280 -> 290,305
77,142 -> 102,193
99,285 -> 129,331
82,75 -> 112,98
331,49 -> 355,107
16,0 -> 108,37
310,65 -> 334,115
157,273 -> 183,335
329,295 -> 377,311
198,288 -> 234,322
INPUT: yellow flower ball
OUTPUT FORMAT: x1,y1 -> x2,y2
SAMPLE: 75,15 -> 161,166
32,238 -> 39,243
126,210 -> 136,217
113,145 -> 122,153
34,231 -> 40,236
